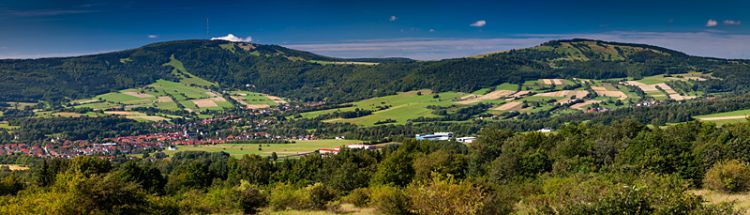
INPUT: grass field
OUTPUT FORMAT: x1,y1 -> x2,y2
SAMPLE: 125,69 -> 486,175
67,56 -> 265,119
693,109 -> 750,126
230,90 -> 278,106
163,139 -> 364,158
0,121 -> 18,130
165,55 -> 217,87
302,90 -> 462,126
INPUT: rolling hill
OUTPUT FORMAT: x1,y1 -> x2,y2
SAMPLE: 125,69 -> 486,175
1,39 -> 748,107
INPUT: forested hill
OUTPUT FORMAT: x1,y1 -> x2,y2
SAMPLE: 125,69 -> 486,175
1,39 -> 748,104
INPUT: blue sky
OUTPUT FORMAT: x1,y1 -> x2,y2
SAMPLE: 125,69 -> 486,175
0,0 -> 748,59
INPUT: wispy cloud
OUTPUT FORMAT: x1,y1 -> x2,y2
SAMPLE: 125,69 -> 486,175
5,9 -> 96,17
470,20 -> 486,27
147,35 -> 159,39
724,20 -> 742,26
286,31 -> 750,60
706,19 -> 718,27
210,34 -> 252,42
389,15 -> 397,22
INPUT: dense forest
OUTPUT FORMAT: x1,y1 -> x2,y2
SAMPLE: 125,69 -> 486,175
1,120 -> 750,214
2,39 -> 749,104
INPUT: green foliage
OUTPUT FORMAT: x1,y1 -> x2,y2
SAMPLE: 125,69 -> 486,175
268,183 -> 335,211
406,175 -> 486,215
704,160 -> 750,193
368,185 -> 412,215
371,150 -> 414,187
343,187 -> 370,207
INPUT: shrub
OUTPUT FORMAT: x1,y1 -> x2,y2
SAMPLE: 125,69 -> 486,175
269,183 -> 308,211
306,183 -> 336,210
406,175 -> 486,215
269,183 -> 335,211
704,160 -> 750,193
343,188 -> 370,207
237,181 -> 268,214
369,185 -> 412,215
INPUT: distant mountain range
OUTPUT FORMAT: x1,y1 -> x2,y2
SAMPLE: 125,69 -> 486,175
1,39 -> 748,104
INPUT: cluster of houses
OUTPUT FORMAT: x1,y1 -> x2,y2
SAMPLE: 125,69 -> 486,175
0,129 -> 288,158
415,132 -> 477,143
318,144 -> 378,155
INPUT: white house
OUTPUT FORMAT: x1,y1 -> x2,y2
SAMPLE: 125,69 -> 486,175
416,132 -> 454,141
456,137 -> 477,143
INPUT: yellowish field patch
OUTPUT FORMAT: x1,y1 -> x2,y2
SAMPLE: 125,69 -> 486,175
54,112 -> 82,117
536,90 -> 588,98
103,111 -> 168,121
625,81 -> 659,92
122,91 -> 153,98
457,90 -> 515,104
0,164 -> 29,171
493,101 -> 524,111
192,98 -> 219,108
541,79 -> 565,85
696,115 -> 749,121
157,96 -> 173,102
246,104 -> 271,109
508,91 -> 532,99
104,111 -> 139,116
266,95 -> 287,104
592,86 -> 628,100
571,100 -> 600,110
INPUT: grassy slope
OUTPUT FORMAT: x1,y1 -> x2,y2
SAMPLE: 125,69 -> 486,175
302,90 -> 462,126
230,90 -> 278,106
693,109 -> 750,126
163,139 -> 363,158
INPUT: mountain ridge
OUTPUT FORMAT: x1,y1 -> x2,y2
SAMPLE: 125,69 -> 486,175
0,38 -> 747,104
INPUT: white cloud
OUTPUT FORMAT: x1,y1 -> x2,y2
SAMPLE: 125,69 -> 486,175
470,20 -> 486,27
724,20 -> 742,26
429,28 -> 436,32
389,15 -> 397,22
706,19 -> 718,27
210,34 -> 252,42
147,34 -> 158,39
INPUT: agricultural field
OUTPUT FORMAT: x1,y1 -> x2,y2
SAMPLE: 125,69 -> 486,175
300,73 -> 711,126
302,90 -> 462,126
229,90 -> 286,109
162,139 -> 364,158
61,56 -> 286,120
693,109 -> 750,126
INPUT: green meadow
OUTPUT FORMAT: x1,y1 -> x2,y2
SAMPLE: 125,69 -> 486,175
162,139 -> 364,158
230,90 -> 278,106
302,90 -> 462,126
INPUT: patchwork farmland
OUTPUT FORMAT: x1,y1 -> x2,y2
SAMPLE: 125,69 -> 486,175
301,73 -> 712,126
65,56 -> 287,121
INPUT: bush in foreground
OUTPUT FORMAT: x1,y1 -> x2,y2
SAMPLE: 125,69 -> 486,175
704,160 -> 750,193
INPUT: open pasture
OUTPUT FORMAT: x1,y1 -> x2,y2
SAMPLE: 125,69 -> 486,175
163,139 -> 364,158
